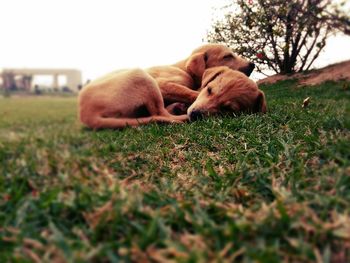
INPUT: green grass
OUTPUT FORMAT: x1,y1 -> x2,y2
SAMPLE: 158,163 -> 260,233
0,81 -> 349,262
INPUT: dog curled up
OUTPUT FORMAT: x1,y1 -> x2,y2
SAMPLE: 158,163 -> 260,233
78,67 -> 266,129
78,44 -> 258,129
188,66 -> 267,121
78,69 -> 189,129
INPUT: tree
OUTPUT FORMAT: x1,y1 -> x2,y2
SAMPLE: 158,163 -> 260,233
206,0 -> 350,75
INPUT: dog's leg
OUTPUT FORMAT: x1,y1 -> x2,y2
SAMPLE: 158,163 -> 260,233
166,102 -> 188,115
158,82 -> 199,104
85,91 -> 188,129
143,86 -> 189,122
148,103 -> 188,122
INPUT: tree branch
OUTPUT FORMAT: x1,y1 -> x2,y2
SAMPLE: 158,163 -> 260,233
299,26 -> 323,71
305,29 -> 329,71
259,0 -> 283,70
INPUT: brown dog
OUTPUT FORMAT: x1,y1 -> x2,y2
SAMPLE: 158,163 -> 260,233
187,66 -> 267,121
79,69 -> 188,129
79,44 -> 255,129
148,44 -> 255,105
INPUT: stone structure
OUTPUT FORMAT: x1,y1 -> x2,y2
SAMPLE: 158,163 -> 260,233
0,68 -> 82,92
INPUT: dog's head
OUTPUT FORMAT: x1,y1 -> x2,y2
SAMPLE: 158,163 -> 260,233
185,44 -> 255,80
187,66 -> 266,121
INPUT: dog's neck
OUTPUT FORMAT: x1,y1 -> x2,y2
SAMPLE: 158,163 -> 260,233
173,60 -> 202,89
173,59 -> 186,71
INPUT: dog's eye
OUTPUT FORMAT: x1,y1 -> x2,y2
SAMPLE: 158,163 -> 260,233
223,54 -> 234,60
207,87 -> 212,95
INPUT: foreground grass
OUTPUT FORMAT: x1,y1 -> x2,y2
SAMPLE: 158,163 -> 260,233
0,81 -> 349,262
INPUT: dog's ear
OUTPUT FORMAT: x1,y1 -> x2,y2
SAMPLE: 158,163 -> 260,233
202,67 -> 219,83
200,67 -> 225,90
222,100 -> 240,112
186,52 -> 207,78
254,90 -> 267,113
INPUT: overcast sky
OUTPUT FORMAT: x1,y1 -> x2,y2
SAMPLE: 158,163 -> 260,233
1,0 -> 350,82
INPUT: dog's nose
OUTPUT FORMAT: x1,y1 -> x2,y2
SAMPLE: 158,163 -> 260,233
243,62 -> 255,76
189,110 -> 203,121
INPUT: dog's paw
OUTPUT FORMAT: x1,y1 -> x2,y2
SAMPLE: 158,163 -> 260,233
166,103 -> 188,115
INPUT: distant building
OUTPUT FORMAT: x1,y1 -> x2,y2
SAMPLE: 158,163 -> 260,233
0,68 -> 82,92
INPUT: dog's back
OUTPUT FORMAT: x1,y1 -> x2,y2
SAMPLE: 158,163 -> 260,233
78,69 -> 158,125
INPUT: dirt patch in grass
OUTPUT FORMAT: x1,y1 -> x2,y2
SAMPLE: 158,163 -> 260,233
258,60 -> 350,86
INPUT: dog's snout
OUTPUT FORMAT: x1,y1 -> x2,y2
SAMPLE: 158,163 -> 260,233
189,110 -> 203,121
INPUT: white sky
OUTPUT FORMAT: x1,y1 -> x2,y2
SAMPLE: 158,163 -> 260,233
1,0 -> 350,82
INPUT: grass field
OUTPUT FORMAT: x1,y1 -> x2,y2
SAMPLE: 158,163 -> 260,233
0,80 -> 349,262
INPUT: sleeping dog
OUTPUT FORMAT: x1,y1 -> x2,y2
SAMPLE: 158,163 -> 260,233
79,44 -> 259,129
